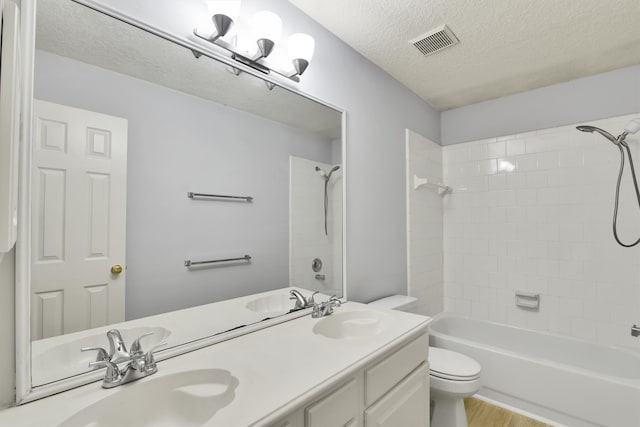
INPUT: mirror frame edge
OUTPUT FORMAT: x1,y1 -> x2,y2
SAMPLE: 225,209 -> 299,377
14,0 -> 348,404
15,0 -> 36,405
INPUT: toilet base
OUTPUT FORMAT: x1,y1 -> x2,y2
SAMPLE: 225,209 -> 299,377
431,396 -> 468,427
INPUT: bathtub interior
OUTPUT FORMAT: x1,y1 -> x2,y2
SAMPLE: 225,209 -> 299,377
430,313 -> 640,378
429,313 -> 640,427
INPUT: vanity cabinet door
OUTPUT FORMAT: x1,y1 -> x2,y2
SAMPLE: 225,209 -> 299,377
364,363 -> 429,427
364,333 -> 428,406
305,378 -> 360,427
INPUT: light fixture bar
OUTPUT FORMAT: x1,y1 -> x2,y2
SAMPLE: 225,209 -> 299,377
193,28 -> 300,83
231,52 -> 270,74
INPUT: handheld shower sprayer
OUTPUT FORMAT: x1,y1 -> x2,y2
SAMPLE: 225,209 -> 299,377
576,125 -> 620,145
576,118 -> 640,247
315,165 -> 340,180
315,165 -> 341,236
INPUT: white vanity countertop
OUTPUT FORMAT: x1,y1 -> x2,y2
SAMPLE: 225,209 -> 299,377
2,302 -> 431,426
30,286 -> 321,386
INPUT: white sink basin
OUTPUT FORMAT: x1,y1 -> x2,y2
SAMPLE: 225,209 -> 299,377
313,310 -> 388,339
58,369 -> 238,427
32,326 -> 171,386
246,294 -> 293,317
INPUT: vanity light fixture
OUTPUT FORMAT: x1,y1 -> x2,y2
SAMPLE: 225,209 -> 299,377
251,10 -> 282,60
288,33 -> 315,77
205,0 -> 241,42
194,1 -> 315,83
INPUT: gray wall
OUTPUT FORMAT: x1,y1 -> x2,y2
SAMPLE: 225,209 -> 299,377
442,65 -> 640,145
34,50 -> 333,319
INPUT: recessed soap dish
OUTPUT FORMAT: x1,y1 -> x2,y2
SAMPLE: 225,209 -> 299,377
515,291 -> 540,310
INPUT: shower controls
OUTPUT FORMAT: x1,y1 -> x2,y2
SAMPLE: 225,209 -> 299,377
312,258 -> 323,272
632,325 -> 640,338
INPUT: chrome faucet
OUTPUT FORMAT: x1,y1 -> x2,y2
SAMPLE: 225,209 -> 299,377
312,295 -> 341,318
81,329 -> 166,388
290,289 -> 319,310
632,325 -> 640,338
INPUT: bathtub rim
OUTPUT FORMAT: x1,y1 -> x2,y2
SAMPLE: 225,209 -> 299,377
429,312 -> 640,386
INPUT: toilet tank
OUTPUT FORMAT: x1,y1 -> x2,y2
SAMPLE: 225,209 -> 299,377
368,295 -> 418,313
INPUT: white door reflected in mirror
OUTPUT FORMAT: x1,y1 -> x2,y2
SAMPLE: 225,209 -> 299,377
31,100 -> 127,340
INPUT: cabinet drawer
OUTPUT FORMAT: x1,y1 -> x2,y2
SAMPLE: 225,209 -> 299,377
364,333 -> 428,406
305,378 -> 359,427
364,363 -> 429,427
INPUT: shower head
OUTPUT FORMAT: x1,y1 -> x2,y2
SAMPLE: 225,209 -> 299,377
576,125 -> 619,145
315,165 -> 341,180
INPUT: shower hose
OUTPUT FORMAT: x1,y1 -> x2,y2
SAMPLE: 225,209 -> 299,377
612,141 -> 640,247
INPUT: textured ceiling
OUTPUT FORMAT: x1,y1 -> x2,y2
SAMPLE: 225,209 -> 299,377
288,0 -> 640,111
36,0 -> 341,138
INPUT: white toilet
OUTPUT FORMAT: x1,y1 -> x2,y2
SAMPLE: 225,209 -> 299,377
369,295 -> 481,427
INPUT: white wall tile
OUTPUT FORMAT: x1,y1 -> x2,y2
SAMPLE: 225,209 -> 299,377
506,140 -> 526,156
443,113 -> 640,349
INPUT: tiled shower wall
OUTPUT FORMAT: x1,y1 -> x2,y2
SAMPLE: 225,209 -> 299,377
443,113 -> 640,348
406,130 -> 444,316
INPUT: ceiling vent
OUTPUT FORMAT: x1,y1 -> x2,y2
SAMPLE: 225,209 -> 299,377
409,25 -> 459,57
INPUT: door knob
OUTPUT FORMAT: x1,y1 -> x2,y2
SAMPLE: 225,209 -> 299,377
111,264 -> 123,275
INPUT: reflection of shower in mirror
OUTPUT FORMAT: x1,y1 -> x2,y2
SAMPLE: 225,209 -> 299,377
316,165 -> 341,235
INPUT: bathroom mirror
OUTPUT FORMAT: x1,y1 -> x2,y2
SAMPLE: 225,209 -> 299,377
24,0 -> 344,393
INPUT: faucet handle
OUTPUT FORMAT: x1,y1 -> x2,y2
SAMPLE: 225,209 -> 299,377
147,340 -> 167,355
130,332 -> 155,356
81,346 -> 110,363
143,341 -> 168,372
88,360 -> 120,383
308,291 -> 320,306
329,295 -> 342,305
106,329 -> 128,362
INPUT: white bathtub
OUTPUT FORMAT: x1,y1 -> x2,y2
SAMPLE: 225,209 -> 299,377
429,313 -> 640,427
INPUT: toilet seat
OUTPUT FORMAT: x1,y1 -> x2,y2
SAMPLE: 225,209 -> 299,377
429,347 -> 481,381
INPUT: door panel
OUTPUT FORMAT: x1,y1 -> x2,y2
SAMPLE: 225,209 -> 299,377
31,100 -> 127,339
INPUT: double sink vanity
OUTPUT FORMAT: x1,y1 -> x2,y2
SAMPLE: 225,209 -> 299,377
3,301 -> 431,426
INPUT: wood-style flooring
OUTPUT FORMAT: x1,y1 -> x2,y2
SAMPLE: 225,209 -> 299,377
465,398 -> 554,427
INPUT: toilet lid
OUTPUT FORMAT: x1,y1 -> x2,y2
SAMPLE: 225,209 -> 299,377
429,347 -> 481,381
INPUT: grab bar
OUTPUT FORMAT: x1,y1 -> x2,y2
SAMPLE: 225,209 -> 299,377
184,254 -> 252,267
187,192 -> 253,202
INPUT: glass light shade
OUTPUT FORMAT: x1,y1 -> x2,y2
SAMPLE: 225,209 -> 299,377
252,11 -> 282,42
288,33 -> 315,62
206,1 -> 241,22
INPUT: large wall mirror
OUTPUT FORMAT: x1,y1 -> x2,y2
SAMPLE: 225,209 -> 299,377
22,0 -> 344,398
